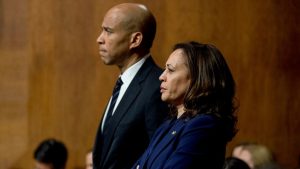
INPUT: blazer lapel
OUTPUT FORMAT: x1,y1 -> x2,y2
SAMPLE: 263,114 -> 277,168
148,119 -> 176,149
146,119 -> 186,168
137,120 -> 175,169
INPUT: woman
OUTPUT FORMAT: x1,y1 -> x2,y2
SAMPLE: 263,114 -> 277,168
132,41 -> 237,169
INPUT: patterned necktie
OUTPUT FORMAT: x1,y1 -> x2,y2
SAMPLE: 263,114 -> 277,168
104,77 -> 123,128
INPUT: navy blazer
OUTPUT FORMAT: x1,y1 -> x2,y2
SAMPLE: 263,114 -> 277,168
132,114 -> 229,169
93,57 -> 168,169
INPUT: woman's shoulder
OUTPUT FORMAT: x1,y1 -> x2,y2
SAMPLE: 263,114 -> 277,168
189,113 -> 218,122
181,114 -> 234,142
184,114 -> 221,129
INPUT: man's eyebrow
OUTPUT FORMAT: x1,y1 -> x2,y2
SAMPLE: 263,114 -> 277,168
102,26 -> 113,31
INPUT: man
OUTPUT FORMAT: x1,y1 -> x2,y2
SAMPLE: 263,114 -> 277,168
34,138 -> 68,169
93,3 -> 168,169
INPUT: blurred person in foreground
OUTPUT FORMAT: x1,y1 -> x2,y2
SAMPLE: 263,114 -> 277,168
86,149 -> 93,169
34,138 -> 68,169
232,142 -> 276,169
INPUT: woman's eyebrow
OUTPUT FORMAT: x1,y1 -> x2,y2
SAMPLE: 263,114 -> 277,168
166,63 -> 175,69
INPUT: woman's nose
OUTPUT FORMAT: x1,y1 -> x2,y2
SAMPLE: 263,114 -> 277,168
159,70 -> 166,81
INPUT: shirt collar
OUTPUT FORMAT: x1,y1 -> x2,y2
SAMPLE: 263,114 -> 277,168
120,53 -> 150,84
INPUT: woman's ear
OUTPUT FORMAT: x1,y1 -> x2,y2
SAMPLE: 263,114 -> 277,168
129,32 -> 143,49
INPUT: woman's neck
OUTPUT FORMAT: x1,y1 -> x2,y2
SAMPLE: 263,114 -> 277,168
176,104 -> 185,118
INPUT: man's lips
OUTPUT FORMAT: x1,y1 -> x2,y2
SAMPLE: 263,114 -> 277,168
99,49 -> 106,56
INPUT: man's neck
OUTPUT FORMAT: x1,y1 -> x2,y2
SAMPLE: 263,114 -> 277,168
118,51 -> 149,73
118,55 -> 142,73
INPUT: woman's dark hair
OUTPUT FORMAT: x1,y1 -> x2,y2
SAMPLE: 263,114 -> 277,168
223,157 -> 251,169
170,41 -> 237,141
34,138 -> 68,169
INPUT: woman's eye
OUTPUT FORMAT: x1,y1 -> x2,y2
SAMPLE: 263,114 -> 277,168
167,68 -> 175,72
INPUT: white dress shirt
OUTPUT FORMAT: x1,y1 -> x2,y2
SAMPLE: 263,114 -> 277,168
101,54 -> 150,131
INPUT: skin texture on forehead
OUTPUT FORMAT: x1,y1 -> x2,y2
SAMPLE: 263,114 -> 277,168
106,3 -> 152,32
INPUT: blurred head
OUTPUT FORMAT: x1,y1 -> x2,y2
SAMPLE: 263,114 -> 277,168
223,157 -> 251,169
160,41 -> 237,139
86,150 -> 93,169
97,3 -> 156,67
34,138 -> 68,169
232,143 -> 274,169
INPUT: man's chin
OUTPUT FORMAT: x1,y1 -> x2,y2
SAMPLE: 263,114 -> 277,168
99,55 -> 107,63
101,58 -> 113,65
103,62 -> 114,65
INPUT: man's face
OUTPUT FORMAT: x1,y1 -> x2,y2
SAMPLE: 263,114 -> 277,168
96,8 -> 132,67
34,161 -> 54,169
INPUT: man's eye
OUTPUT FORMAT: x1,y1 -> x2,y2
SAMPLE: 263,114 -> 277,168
103,27 -> 113,34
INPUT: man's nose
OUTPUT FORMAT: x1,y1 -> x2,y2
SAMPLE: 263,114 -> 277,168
97,32 -> 104,44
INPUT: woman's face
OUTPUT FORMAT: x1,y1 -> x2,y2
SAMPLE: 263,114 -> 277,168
159,49 -> 191,106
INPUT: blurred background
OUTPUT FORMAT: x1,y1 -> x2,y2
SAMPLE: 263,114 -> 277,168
0,0 -> 299,168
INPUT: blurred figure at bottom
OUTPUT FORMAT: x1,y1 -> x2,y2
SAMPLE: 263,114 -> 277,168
232,142 -> 274,169
34,138 -> 68,169
223,157 -> 251,169
86,149 -> 93,169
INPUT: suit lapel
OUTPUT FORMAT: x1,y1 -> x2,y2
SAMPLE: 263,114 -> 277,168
101,57 -> 156,163
146,119 -> 186,168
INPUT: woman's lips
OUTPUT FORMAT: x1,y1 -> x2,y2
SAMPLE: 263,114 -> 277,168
160,86 -> 166,93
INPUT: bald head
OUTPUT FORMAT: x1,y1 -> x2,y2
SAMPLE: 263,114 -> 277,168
106,3 -> 156,50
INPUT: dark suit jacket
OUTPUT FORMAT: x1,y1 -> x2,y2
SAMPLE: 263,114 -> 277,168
93,57 -> 168,169
132,114 -> 230,169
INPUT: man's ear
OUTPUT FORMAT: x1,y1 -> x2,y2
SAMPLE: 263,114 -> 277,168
129,32 -> 143,49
